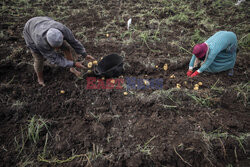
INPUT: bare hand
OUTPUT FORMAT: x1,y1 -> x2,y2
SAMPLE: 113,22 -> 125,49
85,55 -> 95,61
38,80 -> 45,87
70,67 -> 82,77
75,61 -> 87,69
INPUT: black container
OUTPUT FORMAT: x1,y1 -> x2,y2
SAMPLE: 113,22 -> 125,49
94,54 -> 124,78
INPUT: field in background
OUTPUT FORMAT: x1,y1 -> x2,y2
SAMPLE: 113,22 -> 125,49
0,0 -> 249,166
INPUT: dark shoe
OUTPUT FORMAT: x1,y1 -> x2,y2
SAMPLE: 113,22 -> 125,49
228,69 -> 234,76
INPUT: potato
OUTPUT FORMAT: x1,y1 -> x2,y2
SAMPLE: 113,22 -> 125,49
60,90 -> 65,94
93,60 -> 98,65
143,79 -> 150,86
163,64 -> 168,71
194,86 -> 199,90
198,82 -> 203,86
194,84 -> 199,87
124,92 -> 128,96
87,62 -> 93,68
170,74 -> 175,79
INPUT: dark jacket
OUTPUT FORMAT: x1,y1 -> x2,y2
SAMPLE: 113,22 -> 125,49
23,16 -> 86,67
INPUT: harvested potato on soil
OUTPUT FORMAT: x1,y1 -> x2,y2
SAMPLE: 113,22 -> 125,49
176,83 -> 181,89
155,65 -> 158,69
194,84 -> 199,87
106,33 -> 109,37
123,92 -> 128,96
170,74 -> 175,79
198,82 -> 203,86
87,70 -> 92,73
87,62 -> 93,68
93,60 -> 98,65
194,86 -> 199,90
163,64 -> 168,71
60,90 -> 65,94
102,77 -> 105,80
143,79 -> 150,86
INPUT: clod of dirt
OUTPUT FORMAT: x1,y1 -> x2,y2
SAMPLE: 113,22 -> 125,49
126,153 -> 142,167
99,114 -> 112,124
55,141 -> 69,153
221,89 -> 238,109
92,122 -> 106,138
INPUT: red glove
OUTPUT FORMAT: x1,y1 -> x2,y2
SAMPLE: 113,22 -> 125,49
190,70 -> 200,77
186,70 -> 193,77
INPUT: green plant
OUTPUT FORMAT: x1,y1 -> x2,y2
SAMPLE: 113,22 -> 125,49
11,100 -> 25,111
191,29 -> 205,44
204,129 -> 250,154
38,153 -> 87,164
233,82 -> 250,107
211,79 -> 225,93
75,27 -> 88,42
35,9 -> 45,16
40,133 -> 49,159
28,116 -> 50,144
170,12 -> 189,23
199,18 -> 215,31
14,127 -> 27,156
238,33 -> 250,50
152,88 -> 180,104
226,164 -> 233,167
14,116 -> 50,166
137,136 -> 157,156
232,134 -> 249,154
186,92 -> 211,107
139,30 -> 161,52
0,31 -> 4,39
107,134 -> 113,143
86,144 -> 104,161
